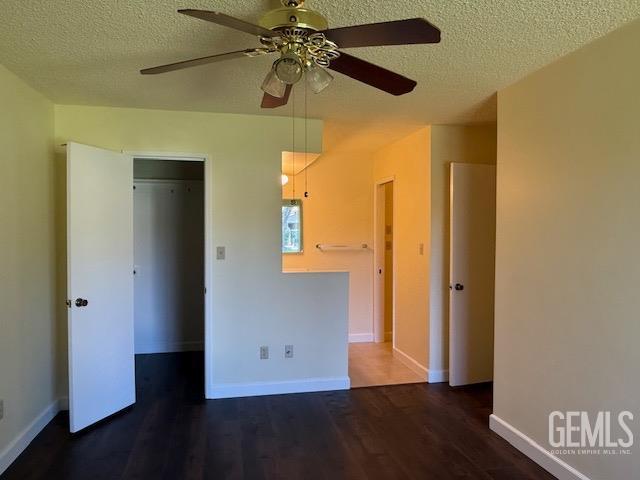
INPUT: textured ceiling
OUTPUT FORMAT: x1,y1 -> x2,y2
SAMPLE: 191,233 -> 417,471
1,0 -> 639,124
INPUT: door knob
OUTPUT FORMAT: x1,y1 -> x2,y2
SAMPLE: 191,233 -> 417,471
75,298 -> 89,307
454,284 -> 464,291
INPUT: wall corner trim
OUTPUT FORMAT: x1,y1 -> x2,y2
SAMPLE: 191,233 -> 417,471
489,414 -> 592,480
0,398 -> 66,476
348,333 -> 375,343
207,376 -> 351,400
427,369 -> 449,383
392,347 -> 428,379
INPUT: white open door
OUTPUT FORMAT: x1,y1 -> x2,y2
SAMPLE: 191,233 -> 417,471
449,163 -> 496,387
67,142 -> 135,432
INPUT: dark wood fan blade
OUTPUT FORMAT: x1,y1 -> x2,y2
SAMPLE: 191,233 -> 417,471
322,18 -> 440,48
328,53 -> 417,96
261,84 -> 293,109
141,49 -> 268,75
178,9 -> 278,37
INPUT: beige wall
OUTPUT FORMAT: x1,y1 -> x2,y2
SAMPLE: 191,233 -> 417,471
429,125 -> 497,375
494,18 -> 640,479
282,122 -> 375,340
54,105 -> 350,395
374,127 -> 431,369
0,65 -> 58,465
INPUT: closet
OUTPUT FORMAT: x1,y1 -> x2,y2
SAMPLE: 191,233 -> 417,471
133,159 -> 204,354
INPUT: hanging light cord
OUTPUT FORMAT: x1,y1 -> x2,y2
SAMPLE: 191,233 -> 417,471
304,77 -> 309,198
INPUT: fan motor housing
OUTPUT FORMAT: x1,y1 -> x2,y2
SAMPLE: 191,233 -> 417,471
259,6 -> 328,32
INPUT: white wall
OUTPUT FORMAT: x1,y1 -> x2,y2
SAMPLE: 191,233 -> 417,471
429,125 -> 496,379
494,18 -> 640,480
0,64 -> 58,473
54,105 -> 350,398
133,179 -> 204,354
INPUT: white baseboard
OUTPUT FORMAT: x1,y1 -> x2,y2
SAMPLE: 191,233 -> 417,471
208,376 -> 351,400
0,398 -> 65,476
490,414 -> 591,480
427,369 -> 449,383
135,340 -> 204,354
392,347 -> 428,379
348,333 -> 374,343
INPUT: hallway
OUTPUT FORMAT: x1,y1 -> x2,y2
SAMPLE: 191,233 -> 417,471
349,342 -> 426,388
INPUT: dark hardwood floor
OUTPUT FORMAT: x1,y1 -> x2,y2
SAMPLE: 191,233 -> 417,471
2,353 -> 555,480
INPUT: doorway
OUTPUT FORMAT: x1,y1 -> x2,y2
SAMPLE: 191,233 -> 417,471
133,158 -> 205,396
133,159 -> 204,354
348,179 -> 424,388
375,180 -> 394,344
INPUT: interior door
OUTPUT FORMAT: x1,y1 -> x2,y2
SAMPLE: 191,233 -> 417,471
449,163 -> 496,387
67,142 -> 135,432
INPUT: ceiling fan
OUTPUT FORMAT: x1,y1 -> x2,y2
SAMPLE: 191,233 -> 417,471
141,0 -> 441,109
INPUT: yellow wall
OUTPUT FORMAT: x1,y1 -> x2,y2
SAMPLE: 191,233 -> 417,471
54,105 -> 350,395
429,125 -> 497,375
373,127 -> 431,369
0,65 -> 57,464
494,18 -> 640,479
282,122 -> 375,340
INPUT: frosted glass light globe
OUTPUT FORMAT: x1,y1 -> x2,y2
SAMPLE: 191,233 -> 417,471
275,55 -> 303,85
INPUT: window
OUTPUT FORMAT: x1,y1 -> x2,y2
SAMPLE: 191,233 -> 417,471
282,199 -> 303,253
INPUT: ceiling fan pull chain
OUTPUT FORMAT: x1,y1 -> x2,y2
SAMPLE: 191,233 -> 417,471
292,84 -> 296,199
304,79 -> 309,199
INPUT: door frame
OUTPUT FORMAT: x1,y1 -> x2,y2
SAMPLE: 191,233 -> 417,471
127,151 -> 213,398
372,176 -> 396,346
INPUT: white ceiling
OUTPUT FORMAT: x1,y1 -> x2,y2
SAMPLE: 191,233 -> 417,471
1,0 -> 639,124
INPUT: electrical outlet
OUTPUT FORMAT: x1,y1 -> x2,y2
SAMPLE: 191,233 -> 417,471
285,345 -> 294,359
260,346 -> 269,360
216,246 -> 226,260
0,399 -> 4,421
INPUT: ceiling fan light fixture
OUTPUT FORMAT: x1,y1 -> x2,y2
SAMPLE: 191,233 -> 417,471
144,6 -> 442,108
306,64 -> 334,94
274,54 -> 304,85
261,66 -> 287,98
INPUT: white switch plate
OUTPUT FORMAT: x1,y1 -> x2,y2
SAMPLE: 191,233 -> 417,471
216,246 -> 226,260
260,346 -> 269,360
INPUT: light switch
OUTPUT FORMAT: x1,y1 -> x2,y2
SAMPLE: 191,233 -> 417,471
216,246 -> 226,260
